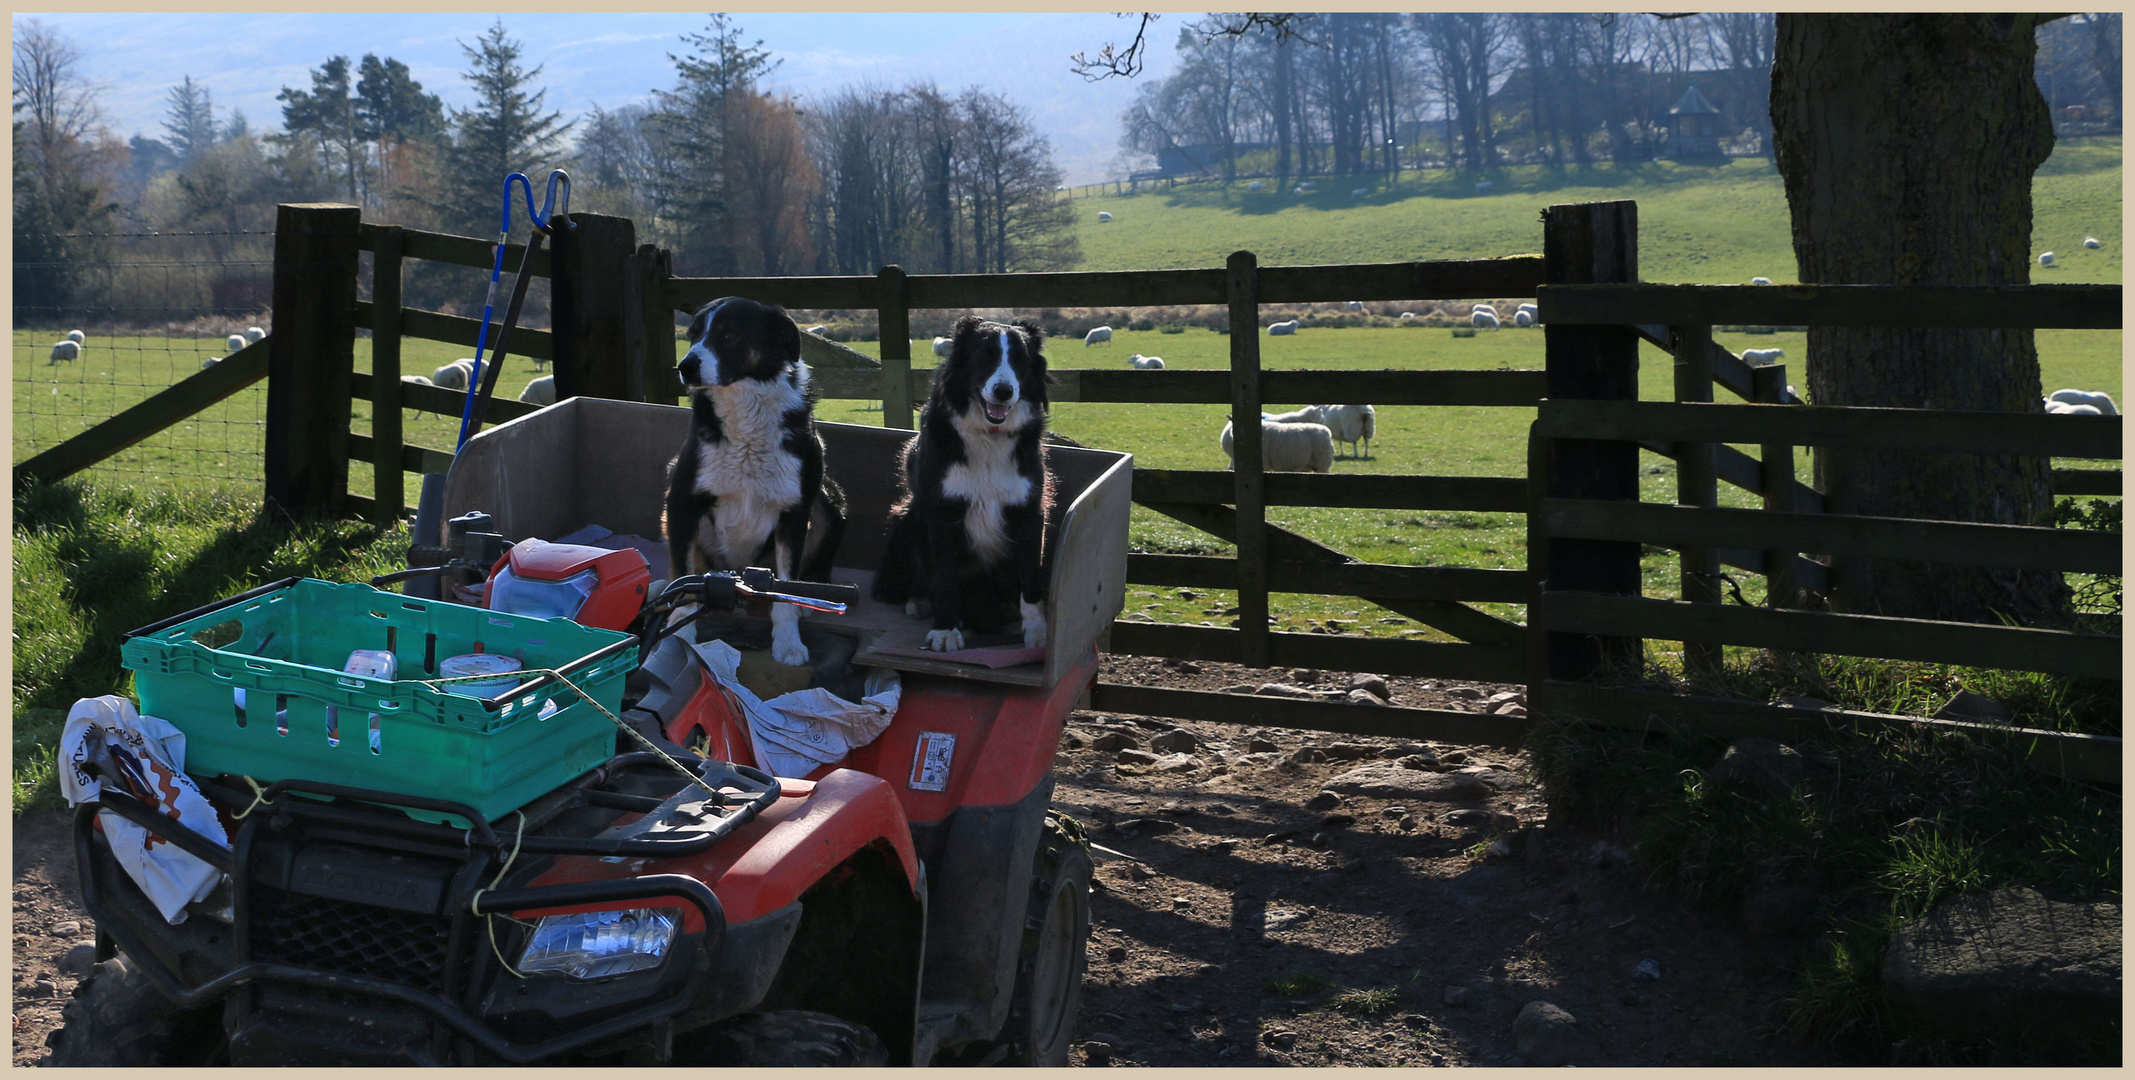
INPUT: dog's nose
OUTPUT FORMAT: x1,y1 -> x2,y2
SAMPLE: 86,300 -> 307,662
989,382 -> 1014,402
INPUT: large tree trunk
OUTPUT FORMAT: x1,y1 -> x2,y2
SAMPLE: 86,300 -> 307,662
1771,14 -> 2070,626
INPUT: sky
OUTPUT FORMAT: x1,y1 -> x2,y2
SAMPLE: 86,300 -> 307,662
13,11 -> 1189,186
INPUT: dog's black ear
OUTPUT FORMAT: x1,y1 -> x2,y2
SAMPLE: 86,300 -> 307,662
952,313 -> 986,341
764,303 -> 801,359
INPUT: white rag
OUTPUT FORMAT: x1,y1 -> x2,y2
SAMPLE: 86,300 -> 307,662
687,639 -> 900,778
58,696 -> 231,924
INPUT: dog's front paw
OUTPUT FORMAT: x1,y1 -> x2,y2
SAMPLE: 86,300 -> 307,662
1020,600 -> 1049,649
770,623 -> 810,667
924,628 -> 965,653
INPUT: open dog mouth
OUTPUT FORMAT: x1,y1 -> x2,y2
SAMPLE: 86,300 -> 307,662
983,400 -> 1013,424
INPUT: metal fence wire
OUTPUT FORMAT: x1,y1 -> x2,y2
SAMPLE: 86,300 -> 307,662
14,230 -> 275,493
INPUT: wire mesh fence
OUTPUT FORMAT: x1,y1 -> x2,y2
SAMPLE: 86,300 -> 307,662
14,230 -> 275,494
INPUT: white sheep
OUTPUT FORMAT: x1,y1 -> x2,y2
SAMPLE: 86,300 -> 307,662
1472,303 -> 1498,317
805,325 -> 828,335
1267,320 -> 1300,336
1398,312 -> 1416,320
1513,310 -> 1535,328
1343,300 -> 1363,313
1263,405 -> 1326,426
1517,302 -> 1538,314
1098,211 -> 1114,222
432,358 -> 483,392
1475,180 -> 1493,193
933,336 -> 954,357
401,375 -> 434,387
65,329 -> 85,345
2052,402 -> 2103,416
2038,251 -> 2056,267
226,333 -> 247,353
1750,276 -> 1772,286
1318,403 -> 1375,458
245,326 -> 265,343
1472,309 -> 1499,330
1129,353 -> 1165,370
200,356 -> 218,370
1083,326 -> 1113,347
519,375 -> 556,406
48,340 -> 79,364
2084,236 -> 2102,249
1350,187 -> 1370,199
2048,388 -> 2117,416
1248,180 -> 1263,191
1741,347 -> 1786,365
1220,418 -> 1334,473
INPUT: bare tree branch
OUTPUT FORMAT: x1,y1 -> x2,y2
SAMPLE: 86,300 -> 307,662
1069,13 -> 1158,81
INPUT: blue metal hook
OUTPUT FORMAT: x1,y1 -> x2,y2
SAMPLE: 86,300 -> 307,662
457,170 -> 573,451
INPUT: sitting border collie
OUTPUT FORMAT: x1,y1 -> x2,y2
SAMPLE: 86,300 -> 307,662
873,314 -> 1053,652
664,296 -> 846,666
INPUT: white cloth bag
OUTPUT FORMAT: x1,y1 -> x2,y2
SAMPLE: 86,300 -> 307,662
687,639 -> 900,778
58,695 -> 231,923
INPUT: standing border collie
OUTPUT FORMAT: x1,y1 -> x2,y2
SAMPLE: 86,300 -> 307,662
874,314 -> 1053,652
664,296 -> 845,666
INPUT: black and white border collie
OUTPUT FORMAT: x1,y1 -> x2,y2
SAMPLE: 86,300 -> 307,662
664,296 -> 846,666
874,314 -> 1053,652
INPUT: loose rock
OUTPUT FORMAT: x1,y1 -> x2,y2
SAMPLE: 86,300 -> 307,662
1709,737 -> 1806,799
1323,763 -> 1490,801
1247,737 -> 1279,753
1155,752 -> 1199,773
1932,689 -> 2015,726
1256,682 -> 1323,698
1105,946 -> 1128,963
1150,727 -> 1197,754
1882,887 -> 2122,1045
1346,689 -> 1388,707
1115,749 -> 1160,766
1510,1001 -> 1599,1067
1346,673 -> 1392,700
1093,731 -> 1141,752
1304,791 -> 1344,812
57,944 -> 96,977
1633,958 -> 1661,981
52,921 -> 79,937
1442,985 -> 1469,1007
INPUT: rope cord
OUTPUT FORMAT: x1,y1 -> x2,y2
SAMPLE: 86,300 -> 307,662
472,810 -> 531,979
418,668 -> 725,804
229,774 -> 273,820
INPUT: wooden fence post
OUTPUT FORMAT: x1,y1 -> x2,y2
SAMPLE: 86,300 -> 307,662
550,212 -> 642,403
1752,363 -> 1802,608
370,224 -> 405,522
1227,250 -> 1271,668
1539,201 -> 1643,682
878,266 -> 913,430
1672,322 -> 1722,677
265,202 -> 360,518
638,244 -> 679,403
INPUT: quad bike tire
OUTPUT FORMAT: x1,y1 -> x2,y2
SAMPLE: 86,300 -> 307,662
683,1009 -> 889,1066
995,810 -> 1096,1067
44,954 -> 226,1066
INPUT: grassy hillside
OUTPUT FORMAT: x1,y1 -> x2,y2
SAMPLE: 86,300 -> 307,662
1070,137 -> 2122,285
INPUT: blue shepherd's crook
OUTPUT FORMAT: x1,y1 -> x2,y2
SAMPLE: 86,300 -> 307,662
455,169 -> 572,450
409,171 -> 570,599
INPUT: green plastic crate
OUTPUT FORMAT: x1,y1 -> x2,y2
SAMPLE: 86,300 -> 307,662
120,579 -> 638,826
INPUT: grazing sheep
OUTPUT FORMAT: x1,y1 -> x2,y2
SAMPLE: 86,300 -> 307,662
933,336 -> 954,357
1084,326 -> 1113,347
519,375 -> 556,406
1098,211 -> 1114,222
1513,309 -> 1535,328
48,340 -> 79,364
1475,180 -> 1493,193
200,356 -> 218,370
1267,320 -> 1300,336
2049,388 -> 2118,416
805,325 -> 828,335
226,333 -> 247,353
1220,418 -> 1335,473
1472,309 -> 1500,330
1741,347 -> 1786,365
244,326 -> 265,343
65,329 -> 85,345
1248,180 -> 1263,191
1343,300 -> 1364,313
1750,276 -> 1772,286
1263,405 -> 1326,426
401,375 -> 434,387
1351,187 -> 1370,199
1129,353 -> 1165,370
1318,403 -> 1376,458
2038,251 -> 2056,267
2052,402 -> 2103,416
1472,303 -> 1498,318
2084,236 -> 2102,249
432,357 -> 483,392
1398,311 -> 1416,320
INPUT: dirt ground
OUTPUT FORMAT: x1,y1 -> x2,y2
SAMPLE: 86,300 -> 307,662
11,656 -> 1835,1067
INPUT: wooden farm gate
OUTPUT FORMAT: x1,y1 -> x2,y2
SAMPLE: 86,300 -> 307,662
15,201 -> 2121,777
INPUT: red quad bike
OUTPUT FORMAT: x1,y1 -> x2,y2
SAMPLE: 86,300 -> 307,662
50,398 -> 1133,1066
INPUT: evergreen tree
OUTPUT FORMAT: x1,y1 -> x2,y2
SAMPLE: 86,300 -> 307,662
164,75 -> 217,164
443,22 -> 571,237
648,14 -> 779,274
357,53 -> 445,145
275,56 -> 364,201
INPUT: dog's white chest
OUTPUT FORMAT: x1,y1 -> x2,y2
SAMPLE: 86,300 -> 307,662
693,380 -> 806,565
942,432 -> 1031,564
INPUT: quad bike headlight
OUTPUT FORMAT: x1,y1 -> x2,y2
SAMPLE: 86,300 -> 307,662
516,907 -> 680,980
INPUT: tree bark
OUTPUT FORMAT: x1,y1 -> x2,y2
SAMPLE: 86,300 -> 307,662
1771,14 -> 2070,626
